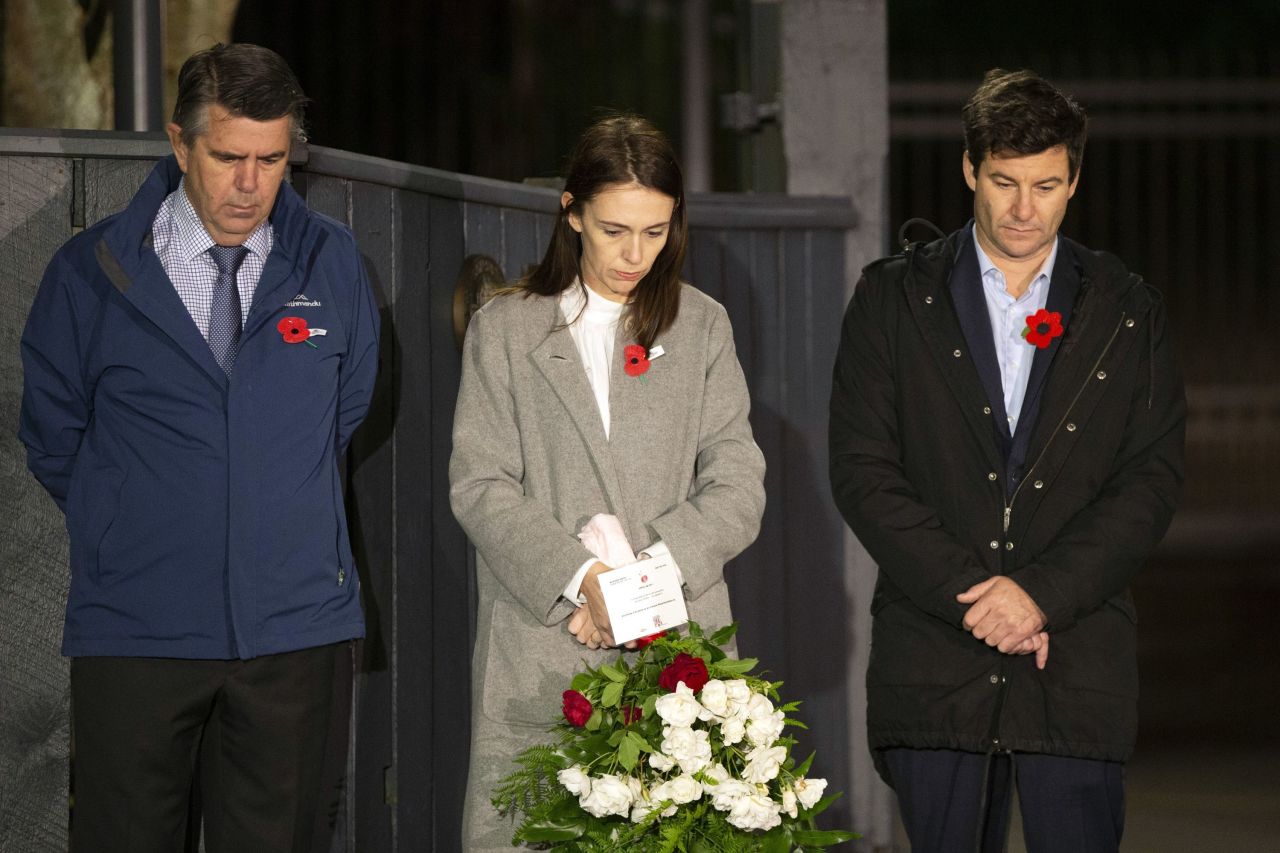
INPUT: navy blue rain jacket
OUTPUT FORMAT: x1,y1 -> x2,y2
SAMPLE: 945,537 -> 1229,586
19,156 -> 381,660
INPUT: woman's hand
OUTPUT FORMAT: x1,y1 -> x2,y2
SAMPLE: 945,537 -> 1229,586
568,604 -> 605,649
570,562 -> 639,649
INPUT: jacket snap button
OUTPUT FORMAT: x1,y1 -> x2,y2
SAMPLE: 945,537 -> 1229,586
1126,318 -> 1135,327
983,406 -> 992,415
989,674 -> 999,684
988,472 -> 998,481
1034,480 -> 1044,489
989,540 -> 999,550
1005,541 -> 1014,550
953,349 -> 962,358
1066,422 -> 1077,432
925,295 -> 934,304
1096,370 -> 1107,380
337,570 -> 346,586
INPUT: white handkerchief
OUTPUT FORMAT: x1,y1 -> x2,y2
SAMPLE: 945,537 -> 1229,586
577,513 -> 637,567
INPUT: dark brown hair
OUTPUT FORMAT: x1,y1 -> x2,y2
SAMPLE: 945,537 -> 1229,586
962,68 -> 1088,181
521,114 -> 687,351
172,43 -> 308,147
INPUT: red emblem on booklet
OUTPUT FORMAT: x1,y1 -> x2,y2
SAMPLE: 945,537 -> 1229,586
1021,308 -> 1064,349
623,344 -> 650,377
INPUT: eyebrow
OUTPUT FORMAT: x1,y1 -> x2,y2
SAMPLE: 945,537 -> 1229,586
597,219 -> 671,230
209,148 -> 288,160
989,171 -> 1064,186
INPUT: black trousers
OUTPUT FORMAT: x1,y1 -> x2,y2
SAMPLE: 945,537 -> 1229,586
883,748 -> 1125,853
70,643 -> 345,853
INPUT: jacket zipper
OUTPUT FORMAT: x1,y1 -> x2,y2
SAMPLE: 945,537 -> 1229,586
1001,311 -> 1128,533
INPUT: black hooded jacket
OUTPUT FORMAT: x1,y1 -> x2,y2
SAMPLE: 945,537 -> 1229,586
830,226 -> 1185,775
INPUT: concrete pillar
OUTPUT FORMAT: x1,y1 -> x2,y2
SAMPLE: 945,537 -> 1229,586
781,1 -> 896,850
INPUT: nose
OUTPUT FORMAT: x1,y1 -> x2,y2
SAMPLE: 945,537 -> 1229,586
621,234 -> 642,265
235,160 -> 259,194
1012,188 -> 1034,221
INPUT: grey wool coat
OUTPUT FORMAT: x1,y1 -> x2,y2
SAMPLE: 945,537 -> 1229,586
449,284 -> 766,850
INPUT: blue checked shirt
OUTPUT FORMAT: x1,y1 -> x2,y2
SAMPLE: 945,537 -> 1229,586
151,179 -> 273,338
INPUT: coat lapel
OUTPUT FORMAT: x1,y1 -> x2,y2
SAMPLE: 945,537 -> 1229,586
1015,244 -> 1081,435
906,236 -> 1005,475
529,300 -> 627,511
949,234 -> 1011,444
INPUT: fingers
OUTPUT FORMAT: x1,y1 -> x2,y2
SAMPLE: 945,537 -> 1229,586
956,576 -> 999,604
1035,633 -> 1050,670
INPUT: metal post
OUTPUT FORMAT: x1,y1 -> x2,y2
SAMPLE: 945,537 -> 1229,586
113,0 -> 164,131
681,0 -> 712,192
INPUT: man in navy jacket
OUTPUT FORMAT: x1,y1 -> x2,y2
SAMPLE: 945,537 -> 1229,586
830,70 -> 1185,852
19,44 -> 379,851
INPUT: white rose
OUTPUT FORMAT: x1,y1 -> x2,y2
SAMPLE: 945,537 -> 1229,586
655,682 -> 703,728
654,773 -> 702,805
705,777 -> 755,812
742,744 -> 787,783
781,787 -> 798,818
579,773 -> 633,818
746,709 -> 786,747
795,776 -> 828,810
648,750 -> 676,773
661,725 -> 712,774
557,765 -> 591,797
743,692 -> 775,721
724,679 -> 752,709
698,679 -> 730,718
720,715 -> 746,745
727,792 -> 783,831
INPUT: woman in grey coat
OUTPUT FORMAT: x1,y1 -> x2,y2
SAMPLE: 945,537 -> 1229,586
449,115 -> 766,850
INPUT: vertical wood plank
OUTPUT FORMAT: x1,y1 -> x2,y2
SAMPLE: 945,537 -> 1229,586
0,155 -> 75,853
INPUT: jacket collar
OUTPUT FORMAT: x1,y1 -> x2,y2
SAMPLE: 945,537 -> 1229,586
95,155 -> 318,388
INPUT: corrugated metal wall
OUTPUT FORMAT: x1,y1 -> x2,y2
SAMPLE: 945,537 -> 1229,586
0,132 -> 858,851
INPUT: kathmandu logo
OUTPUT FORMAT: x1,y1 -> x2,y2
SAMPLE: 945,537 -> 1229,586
284,293 -> 322,308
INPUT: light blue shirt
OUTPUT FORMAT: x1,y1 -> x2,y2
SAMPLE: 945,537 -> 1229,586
972,225 -> 1058,436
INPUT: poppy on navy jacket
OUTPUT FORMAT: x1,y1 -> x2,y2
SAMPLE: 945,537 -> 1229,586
19,156 -> 380,661
829,226 -> 1185,774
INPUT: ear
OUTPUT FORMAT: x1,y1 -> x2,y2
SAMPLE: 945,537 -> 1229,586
167,123 -> 190,173
962,151 -> 977,191
1067,169 -> 1081,199
561,191 -> 583,233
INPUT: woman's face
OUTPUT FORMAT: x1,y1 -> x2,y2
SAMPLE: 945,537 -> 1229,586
564,182 -> 676,303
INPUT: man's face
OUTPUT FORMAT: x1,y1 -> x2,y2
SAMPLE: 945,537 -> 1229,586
963,145 -> 1079,269
167,104 -> 292,246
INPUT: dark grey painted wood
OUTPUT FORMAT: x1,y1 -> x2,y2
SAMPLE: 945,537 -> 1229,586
0,155 -> 75,853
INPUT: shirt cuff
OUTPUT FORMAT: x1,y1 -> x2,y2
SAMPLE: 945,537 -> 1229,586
563,557 -> 598,605
638,540 -> 684,586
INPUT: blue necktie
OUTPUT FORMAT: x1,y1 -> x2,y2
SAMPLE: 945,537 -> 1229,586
208,245 -> 249,376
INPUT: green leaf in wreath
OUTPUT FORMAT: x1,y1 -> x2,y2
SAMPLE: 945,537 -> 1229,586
791,828 -> 860,846
571,672 -> 593,692
601,680 -> 624,708
626,730 -> 653,753
617,733 -> 640,770
709,623 -> 740,645
585,708 -> 603,731
600,663 -> 627,683
714,657 -> 758,675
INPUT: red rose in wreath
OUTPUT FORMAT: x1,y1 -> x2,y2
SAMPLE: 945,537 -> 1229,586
562,689 -> 593,727
621,704 -> 644,725
658,652 -> 710,693
623,344 -> 650,377
277,316 -> 313,345
1021,308 -> 1064,349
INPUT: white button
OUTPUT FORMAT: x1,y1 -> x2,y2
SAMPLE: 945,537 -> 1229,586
1034,480 -> 1044,489
925,296 -> 934,304
1005,541 -> 1014,550
988,472 -> 998,481
989,674 -> 999,684
983,406 -> 992,415
1126,318 -> 1135,327
1096,371 -> 1107,380
953,349 -> 963,358
1066,422 -> 1077,432
989,540 -> 999,550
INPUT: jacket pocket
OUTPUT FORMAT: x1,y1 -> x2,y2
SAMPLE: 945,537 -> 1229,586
68,465 -> 125,582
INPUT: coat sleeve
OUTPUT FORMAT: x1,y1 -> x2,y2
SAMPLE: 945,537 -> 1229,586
828,271 -> 990,627
335,232 -> 381,454
448,305 -> 597,626
1011,295 -> 1186,631
18,253 -> 92,512
647,303 -> 766,600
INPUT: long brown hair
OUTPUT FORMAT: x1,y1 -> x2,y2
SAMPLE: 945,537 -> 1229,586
521,114 -> 687,351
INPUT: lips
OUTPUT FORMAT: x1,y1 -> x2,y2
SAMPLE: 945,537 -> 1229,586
614,270 -> 643,281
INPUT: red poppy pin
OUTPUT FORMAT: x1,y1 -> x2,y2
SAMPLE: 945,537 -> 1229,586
1021,308 -> 1064,349
277,316 -> 321,348
623,344 -> 650,378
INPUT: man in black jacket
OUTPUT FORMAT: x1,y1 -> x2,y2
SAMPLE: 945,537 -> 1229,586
829,69 -> 1185,852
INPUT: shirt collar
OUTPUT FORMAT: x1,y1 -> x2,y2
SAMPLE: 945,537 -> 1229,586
971,224 -> 1058,301
171,177 -> 273,264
